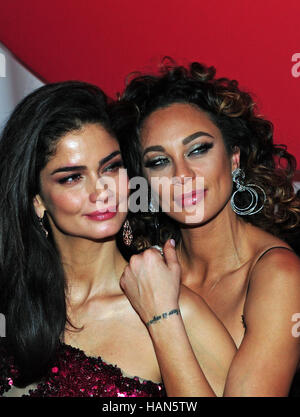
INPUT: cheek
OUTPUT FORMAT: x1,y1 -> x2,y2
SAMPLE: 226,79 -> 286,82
215,158 -> 233,190
202,151 -> 231,183
119,173 -> 130,198
202,159 -> 233,211
44,190 -> 84,215
114,173 -> 130,205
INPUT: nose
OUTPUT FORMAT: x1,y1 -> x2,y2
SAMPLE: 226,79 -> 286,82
172,159 -> 195,185
89,190 -> 109,204
89,176 -> 110,204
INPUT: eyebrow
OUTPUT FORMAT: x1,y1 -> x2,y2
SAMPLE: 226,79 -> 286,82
50,165 -> 86,175
99,150 -> 121,166
182,131 -> 214,145
50,150 -> 121,175
143,131 -> 214,157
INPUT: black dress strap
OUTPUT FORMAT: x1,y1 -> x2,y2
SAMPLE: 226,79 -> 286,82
255,246 -> 294,264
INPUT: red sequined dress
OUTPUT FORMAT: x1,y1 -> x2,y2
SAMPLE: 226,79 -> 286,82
0,342 -> 166,397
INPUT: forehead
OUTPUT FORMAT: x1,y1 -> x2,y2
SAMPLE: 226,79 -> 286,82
48,123 -> 119,166
141,103 -> 221,146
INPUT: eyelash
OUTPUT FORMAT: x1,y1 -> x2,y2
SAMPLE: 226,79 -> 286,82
102,160 -> 124,173
144,142 -> 213,169
58,161 -> 124,184
187,142 -> 213,157
58,174 -> 82,185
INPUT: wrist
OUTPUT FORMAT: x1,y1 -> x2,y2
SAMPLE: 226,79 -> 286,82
145,308 -> 181,328
146,307 -> 184,339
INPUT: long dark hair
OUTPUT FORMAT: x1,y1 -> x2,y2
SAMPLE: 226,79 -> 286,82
111,60 -> 300,249
0,81 -> 113,386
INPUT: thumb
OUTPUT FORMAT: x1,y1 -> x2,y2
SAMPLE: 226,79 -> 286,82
163,239 -> 180,271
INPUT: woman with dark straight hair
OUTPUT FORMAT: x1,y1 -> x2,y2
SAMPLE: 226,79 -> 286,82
113,61 -> 300,396
0,81 -> 236,397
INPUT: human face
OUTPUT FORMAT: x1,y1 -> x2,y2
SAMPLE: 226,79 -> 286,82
141,103 -> 239,225
34,123 -> 128,240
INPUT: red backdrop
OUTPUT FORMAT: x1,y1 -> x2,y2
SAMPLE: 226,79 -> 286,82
0,0 -> 299,166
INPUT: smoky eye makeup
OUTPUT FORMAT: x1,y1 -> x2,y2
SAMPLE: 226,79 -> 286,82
143,141 -> 214,169
143,155 -> 170,169
186,141 -> 214,157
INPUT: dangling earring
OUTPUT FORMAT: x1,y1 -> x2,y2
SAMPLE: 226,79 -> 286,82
122,219 -> 133,246
38,213 -> 48,238
230,168 -> 266,216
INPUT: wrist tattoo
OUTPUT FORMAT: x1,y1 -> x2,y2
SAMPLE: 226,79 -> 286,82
146,309 -> 181,327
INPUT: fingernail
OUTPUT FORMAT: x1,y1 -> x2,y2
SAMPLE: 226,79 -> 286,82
170,239 -> 176,247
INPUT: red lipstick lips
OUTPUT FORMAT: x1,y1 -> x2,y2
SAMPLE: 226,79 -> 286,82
175,189 -> 206,208
84,208 -> 117,221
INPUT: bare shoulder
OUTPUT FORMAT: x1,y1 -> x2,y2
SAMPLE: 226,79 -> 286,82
249,245 -> 300,292
244,244 -> 300,329
245,223 -> 300,289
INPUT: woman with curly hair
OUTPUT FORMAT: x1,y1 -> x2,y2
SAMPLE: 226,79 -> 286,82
113,61 -> 300,396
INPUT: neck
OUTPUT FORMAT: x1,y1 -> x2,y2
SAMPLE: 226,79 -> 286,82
52,230 -> 127,306
178,203 -> 252,288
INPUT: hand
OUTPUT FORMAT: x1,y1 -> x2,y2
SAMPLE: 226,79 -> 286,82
120,239 -> 181,326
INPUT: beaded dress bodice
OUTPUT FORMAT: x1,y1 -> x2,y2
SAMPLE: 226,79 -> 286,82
0,342 -> 165,397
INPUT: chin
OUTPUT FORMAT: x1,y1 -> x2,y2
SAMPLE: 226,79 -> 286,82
172,215 -> 206,227
75,230 -> 118,242
169,199 -> 230,227
62,221 -> 122,241
166,205 -> 205,225
89,223 -> 122,240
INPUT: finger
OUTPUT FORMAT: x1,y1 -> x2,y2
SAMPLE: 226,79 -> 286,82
149,245 -> 164,257
143,247 -> 164,261
119,269 -> 129,291
163,239 -> 180,271
129,253 -> 143,275
119,265 -> 135,291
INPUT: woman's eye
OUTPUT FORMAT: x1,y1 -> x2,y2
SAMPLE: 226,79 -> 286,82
58,173 -> 82,184
102,160 -> 124,173
187,142 -> 213,157
143,157 -> 170,169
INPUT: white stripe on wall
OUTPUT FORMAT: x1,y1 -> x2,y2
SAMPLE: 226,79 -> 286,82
0,42 -> 44,133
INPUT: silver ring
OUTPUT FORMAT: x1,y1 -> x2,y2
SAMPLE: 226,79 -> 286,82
150,245 -> 164,256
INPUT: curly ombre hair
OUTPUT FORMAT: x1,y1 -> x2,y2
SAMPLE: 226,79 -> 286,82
112,60 -> 300,248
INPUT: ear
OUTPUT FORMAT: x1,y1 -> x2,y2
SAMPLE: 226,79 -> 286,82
231,146 -> 240,171
33,194 -> 46,218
